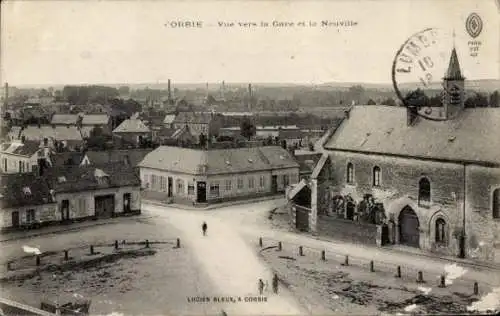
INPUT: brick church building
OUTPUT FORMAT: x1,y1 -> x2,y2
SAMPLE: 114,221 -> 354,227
289,47 -> 500,264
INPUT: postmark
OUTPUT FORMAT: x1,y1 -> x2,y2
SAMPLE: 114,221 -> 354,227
391,28 -> 463,121
465,13 -> 483,58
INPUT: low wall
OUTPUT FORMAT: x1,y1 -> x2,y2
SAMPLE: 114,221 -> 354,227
316,215 -> 378,246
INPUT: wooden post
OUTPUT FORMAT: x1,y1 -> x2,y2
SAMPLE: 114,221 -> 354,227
114,240 -> 119,250
259,237 -> 263,248
145,240 -> 150,248
90,245 -> 94,255
439,275 -> 446,288
321,250 -> 326,261
417,271 -> 424,283
342,255 -> 349,266
299,246 -> 304,256
64,250 -> 69,261
474,282 -> 479,295
278,241 -> 282,251
370,260 -> 374,272
36,255 -> 40,266
177,238 -> 181,248
395,266 -> 401,278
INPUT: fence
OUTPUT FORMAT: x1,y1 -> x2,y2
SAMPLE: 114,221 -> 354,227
257,236 -> 484,295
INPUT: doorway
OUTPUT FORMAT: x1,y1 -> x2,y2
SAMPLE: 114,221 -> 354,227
123,193 -> 131,212
94,195 -> 115,218
271,175 -> 278,194
197,181 -> 207,203
399,206 -> 420,248
168,177 -> 173,197
61,200 -> 70,222
11,211 -> 20,228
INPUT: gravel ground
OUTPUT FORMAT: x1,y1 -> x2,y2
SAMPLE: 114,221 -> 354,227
0,216 -> 220,316
259,245 -> 491,315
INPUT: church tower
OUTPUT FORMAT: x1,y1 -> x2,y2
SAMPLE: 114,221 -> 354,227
442,47 -> 465,120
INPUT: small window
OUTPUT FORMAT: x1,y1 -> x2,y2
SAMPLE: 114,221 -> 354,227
237,178 -> 244,189
18,161 -> 22,173
248,177 -> 255,189
188,183 -> 195,195
493,189 -> 500,219
225,180 -> 232,191
346,163 -> 354,184
26,209 -> 35,223
373,166 -> 381,186
418,177 -> 431,207
259,176 -> 265,188
177,179 -> 184,194
435,218 -> 446,244
283,175 -> 290,187
210,182 -> 220,197
23,187 -> 31,195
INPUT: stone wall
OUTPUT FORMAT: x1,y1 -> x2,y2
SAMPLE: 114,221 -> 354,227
323,150 -> 500,263
316,215 -> 378,245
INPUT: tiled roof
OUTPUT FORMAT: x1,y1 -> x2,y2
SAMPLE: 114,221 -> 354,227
163,114 -> 176,124
294,152 -> 323,174
20,125 -> 83,142
173,112 -> 213,125
324,106 -> 500,164
158,127 -> 177,137
0,140 -> 41,157
51,114 -> 79,125
82,114 -> 109,125
113,119 -> 150,133
7,126 -> 22,140
0,173 -> 54,208
51,152 -> 86,167
278,129 -> 303,139
84,149 -> 153,167
138,146 -> 299,175
43,163 -> 141,193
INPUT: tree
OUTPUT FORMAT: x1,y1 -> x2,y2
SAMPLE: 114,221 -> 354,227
465,93 -> 489,108
367,99 -> 376,105
489,91 -> 499,108
404,89 -> 430,108
240,116 -> 256,140
381,97 -> 397,106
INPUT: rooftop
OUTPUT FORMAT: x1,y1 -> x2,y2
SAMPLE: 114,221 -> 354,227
138,146 -> 299,175
113,119 -> 150,133
324,106 -> 500,165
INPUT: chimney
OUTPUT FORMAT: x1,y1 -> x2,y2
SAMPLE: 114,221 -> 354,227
167,79 -> 172,103
407,106 -> 418,126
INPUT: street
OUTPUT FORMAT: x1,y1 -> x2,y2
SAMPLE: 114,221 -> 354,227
1,198 -> 499,315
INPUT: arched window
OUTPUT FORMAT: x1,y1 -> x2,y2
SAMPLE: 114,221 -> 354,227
418,178 -> 431,207
373,166 -> 381,186
493,189 -> 500,219
435,218 -> 446,244
346,163 -> 354,184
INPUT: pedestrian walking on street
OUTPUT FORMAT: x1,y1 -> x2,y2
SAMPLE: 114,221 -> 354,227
272,273 -> 279,294
202,221 -> 207,236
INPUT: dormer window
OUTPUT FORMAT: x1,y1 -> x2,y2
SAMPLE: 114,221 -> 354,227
23,187 -> 31,195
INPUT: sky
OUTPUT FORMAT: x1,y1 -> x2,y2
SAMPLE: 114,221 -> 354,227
1,0 -> 499,86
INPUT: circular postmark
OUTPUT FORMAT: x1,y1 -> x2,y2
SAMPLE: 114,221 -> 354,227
465,13 -> 483,39
392,28 -> 462,121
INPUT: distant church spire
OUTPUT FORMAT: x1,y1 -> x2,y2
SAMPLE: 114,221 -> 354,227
444,30 -> 464,80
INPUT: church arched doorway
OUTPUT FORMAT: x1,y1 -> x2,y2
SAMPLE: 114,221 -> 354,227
398,206 -> 420,248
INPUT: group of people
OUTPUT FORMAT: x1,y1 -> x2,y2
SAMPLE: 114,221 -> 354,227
200,222 -> 279,296
258,274 -> 279,295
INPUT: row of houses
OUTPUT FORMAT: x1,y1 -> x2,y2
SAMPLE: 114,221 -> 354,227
287,48 -> 500,265
0,162 -> 141,231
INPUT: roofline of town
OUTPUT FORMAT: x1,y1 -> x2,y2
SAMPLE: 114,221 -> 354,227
323,147 -> 500,168
139,165 -> 299,176
51,183 -> 141,194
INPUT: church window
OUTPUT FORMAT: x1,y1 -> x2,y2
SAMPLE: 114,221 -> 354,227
418,177 -> 431,207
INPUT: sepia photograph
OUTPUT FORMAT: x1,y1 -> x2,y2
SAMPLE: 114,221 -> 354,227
0,0 -> 499,315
